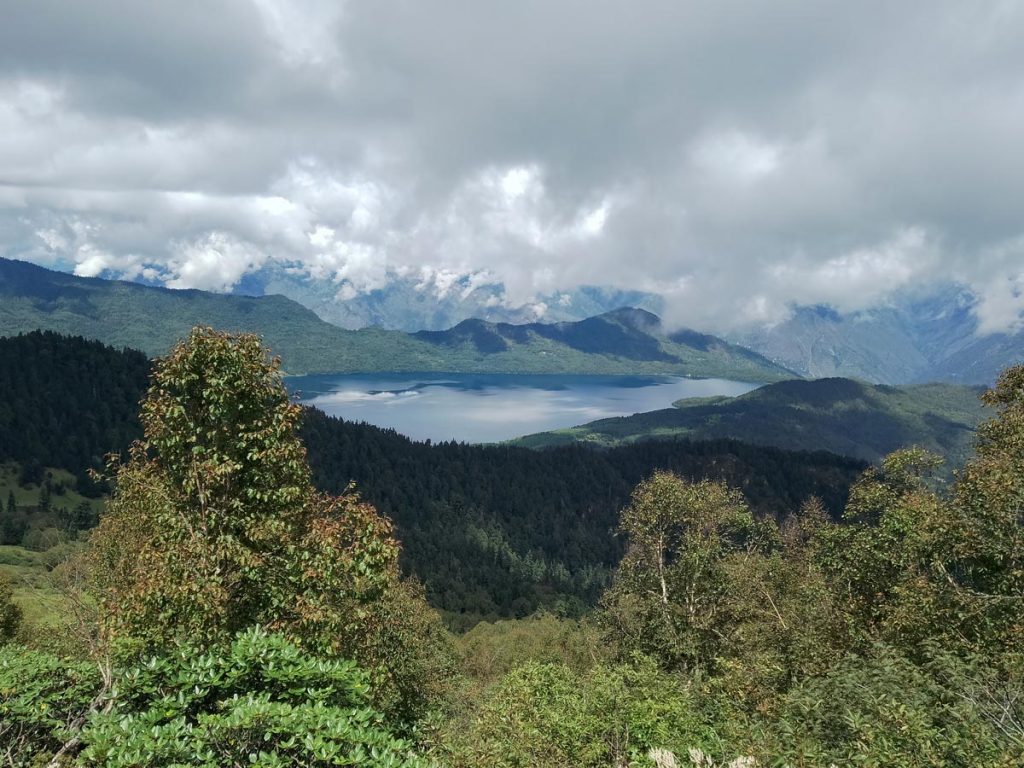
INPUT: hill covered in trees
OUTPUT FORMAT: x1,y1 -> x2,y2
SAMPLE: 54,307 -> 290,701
0,331 -> 862,621
0,258 -> 790,380
1,329 -> 1021,767
516,377 -> 987,465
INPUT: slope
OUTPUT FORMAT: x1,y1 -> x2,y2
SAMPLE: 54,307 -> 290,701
0,258 -> 791,381
514,377 -> 988,466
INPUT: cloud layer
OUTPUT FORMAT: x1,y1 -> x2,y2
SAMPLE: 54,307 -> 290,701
3,0 -> 1024,332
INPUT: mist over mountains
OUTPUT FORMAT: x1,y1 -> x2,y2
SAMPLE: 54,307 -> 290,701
4,256 -> 1022,384
253,266 -> 1022,385
733,287 -> 1022,385
255,266 -> 665,331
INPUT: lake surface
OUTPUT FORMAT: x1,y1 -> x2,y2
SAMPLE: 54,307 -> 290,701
286,372 -> 759,444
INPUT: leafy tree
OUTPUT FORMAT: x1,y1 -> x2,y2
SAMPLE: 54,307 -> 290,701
814,372 -> 1024,656
814,448 -> 949,650
713,500 -> 850,711
90,327 -> 453,723
942,364 -> 1024,654
600,472 -> 774,671
744,645 -> 1023,767
91,327 -> 396,648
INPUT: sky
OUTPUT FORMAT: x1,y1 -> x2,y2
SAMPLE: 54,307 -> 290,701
2,0 -> 1024,334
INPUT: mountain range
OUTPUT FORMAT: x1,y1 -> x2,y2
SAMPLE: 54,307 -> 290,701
257,268 -> 1023,385
257,267 -> 665,331
733,288 -> 1022,385
0,258 -> 789,381
6,257 -> 1023,384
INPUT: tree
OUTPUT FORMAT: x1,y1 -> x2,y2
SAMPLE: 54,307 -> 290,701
90,327 -> 453,723
599,471 -> 774,671
814,447 -> 949,650
813,372 -> 1024,657
942,365 -> 1024,654
0,572 -> 21,642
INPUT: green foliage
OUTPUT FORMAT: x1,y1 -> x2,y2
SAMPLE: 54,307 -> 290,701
457,612 -> 605,690
600,472 -> 774,671
944,364 -> 1024,654
745,646 -> 1023,767
90,328 -> 453,725
712,506 -> 850,711
305,415 -> 863,621
0,643 -> 100,766
444,658 -> 716,768
91,328 -> 396,650
81,628 -> 424,768
0,571 -> 22,642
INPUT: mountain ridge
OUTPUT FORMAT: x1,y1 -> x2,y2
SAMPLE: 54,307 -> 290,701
0,258 -> 789,381
734,289 -> 1023,385
513,376 -> 988,466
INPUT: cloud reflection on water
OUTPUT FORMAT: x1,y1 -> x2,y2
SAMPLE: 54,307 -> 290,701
288,373 -> 758,444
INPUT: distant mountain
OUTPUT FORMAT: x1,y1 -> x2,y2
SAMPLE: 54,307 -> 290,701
258,267 -> 664,331
734,287 -> 1023,385
406,308 -> 795,381
0,258 -> 789,381
514,377 -> 988,466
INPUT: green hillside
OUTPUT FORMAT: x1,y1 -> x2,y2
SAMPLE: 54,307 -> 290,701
514,377 -> 988,465
0,258 -> 792,380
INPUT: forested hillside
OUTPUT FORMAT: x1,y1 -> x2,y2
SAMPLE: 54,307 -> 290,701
1,329 -> 1020,767
302,414 -> 865,621
0,258 -> 790,380
0,332 -> 863,622
0,332 -> 149,481
517,376 -> 986,465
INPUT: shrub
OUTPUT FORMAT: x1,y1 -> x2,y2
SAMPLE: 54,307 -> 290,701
445,657 -> 718,767
81,627 -> 426,767
0,644 -> 101,766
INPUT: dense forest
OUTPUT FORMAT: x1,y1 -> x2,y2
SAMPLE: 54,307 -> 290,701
0,331 -> 866,622
0,331 -> 149,487
1,328 -> 1021,766
303,415 -> 865,621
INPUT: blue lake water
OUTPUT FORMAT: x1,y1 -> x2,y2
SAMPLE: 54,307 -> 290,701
286,372 -> 759,444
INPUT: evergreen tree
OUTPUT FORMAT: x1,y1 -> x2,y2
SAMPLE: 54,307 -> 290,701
38,481 -> 51,513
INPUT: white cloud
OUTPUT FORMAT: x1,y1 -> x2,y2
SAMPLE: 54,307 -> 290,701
166,232 -> 266,291
690,131 -> 782,184
3,1 -> 1024,335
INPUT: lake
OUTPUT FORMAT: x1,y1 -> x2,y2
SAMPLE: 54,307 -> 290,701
286,372 -> 759,444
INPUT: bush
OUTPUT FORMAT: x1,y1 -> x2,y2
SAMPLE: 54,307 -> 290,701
0,572 -> 21,641
81,627 -> 425,767
744,646 -> 1023,767
0,643 -> 101,766
444,657 -> 718,767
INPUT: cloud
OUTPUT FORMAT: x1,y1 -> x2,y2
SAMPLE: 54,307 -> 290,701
3,1 -> 1024,333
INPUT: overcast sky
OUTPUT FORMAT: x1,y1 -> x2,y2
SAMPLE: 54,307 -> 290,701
2,1 -> 1024,333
